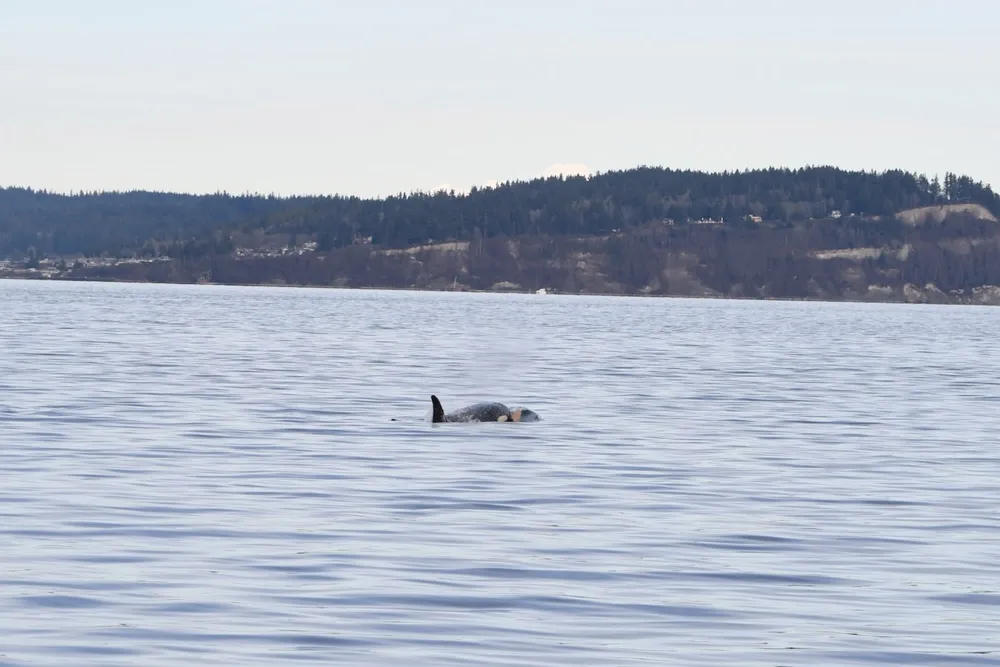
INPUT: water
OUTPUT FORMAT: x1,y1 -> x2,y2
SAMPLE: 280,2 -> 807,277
1,279 -> 999,666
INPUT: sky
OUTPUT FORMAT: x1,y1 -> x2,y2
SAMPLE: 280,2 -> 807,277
1,0 -> 997,198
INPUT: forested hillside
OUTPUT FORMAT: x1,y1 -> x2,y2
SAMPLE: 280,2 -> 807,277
3,166 -> 1000,305
3,166 -> 998,259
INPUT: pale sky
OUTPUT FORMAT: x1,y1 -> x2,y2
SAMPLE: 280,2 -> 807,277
1,0 -> 997,198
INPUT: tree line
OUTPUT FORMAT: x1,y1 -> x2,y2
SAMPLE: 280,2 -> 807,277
2,166 -> 998,260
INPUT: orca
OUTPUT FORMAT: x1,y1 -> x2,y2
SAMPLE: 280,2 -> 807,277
430,395 -> 540,423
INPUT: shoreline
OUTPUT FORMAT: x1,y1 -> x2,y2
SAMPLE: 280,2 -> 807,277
2,274 -> 997,307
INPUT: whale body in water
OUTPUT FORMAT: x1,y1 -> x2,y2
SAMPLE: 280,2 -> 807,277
430,395 -> 540,423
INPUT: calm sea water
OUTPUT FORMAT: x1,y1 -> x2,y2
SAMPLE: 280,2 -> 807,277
1,279 -> 999,666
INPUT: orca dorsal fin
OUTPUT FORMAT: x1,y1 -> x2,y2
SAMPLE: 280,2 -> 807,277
431,395 -> 445,423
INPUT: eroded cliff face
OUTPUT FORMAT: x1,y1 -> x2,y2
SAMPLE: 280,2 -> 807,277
896,203 -> 997,226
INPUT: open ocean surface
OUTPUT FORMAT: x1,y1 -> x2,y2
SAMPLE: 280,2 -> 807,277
1,278 -> 999,666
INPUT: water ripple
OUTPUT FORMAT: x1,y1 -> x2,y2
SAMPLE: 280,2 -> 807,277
2,280 -> 1000,666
